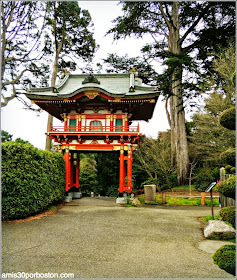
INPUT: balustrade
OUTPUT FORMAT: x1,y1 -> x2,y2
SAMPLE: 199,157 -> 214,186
50,124 -> 140,133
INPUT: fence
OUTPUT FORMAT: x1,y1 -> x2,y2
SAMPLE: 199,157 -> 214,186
219,193 -> 235,207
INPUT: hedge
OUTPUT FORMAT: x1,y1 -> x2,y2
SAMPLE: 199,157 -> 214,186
219,107 -> 236,130
220,148 -> 236,167
213,245 -> 236,275
215,175 -> 235,199
2,141 -> 65,221
220,206 -> 236,228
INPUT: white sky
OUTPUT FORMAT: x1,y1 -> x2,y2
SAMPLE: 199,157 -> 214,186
1,1 -> 171,149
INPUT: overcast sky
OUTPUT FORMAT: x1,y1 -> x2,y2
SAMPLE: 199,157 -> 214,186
1,1 -> 170,149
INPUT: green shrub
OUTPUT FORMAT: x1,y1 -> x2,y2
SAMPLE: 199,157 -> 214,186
219,106 -> 236,130
213,245 -> 236,275
225,165 -> 233,172
220,148 -> 236,167
230,167 -> 236,174
215,175 -> 235,199
220,206 -> 236,228
194,167 -> 219,191
1,142 -> 65,220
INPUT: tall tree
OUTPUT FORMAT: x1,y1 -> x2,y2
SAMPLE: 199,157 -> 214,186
133,134 -> 176,191
1,1 -> 45,107
44,1 -> 97,150
188,42 -> 236,167
107,1 -> 235,184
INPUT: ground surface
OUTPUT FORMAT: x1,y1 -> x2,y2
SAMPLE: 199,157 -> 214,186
2,197 -> 234,279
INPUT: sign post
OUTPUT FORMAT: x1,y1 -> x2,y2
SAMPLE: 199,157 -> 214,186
205,182 -> 217,220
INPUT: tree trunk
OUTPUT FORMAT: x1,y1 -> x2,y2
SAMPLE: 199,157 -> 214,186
45,51 -> 59,151
168,2 -> 189,185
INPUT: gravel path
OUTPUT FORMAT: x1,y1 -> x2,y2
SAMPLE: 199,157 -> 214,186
2,197 -> 234,279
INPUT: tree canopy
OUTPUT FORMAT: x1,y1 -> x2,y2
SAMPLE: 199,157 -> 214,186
1,1 -> 45,107
106,1 -> 235,184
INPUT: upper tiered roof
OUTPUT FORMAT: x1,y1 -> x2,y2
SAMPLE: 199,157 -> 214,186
26,72 -> 159,121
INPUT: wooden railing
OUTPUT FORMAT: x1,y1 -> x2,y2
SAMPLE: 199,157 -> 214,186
49,125 -> 140,133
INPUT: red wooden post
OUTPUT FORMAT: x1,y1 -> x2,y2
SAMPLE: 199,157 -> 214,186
125,115 -> 129,132
78,115 -> 81,132
70,152 -> 74,188
110,115 -> 113,132
119,146 -> 125,193
127,146 -> 133,193
64,116 -> 68,131
63,148 -> 71,192
76,153 -> 80,189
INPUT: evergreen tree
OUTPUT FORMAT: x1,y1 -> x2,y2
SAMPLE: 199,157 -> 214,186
106,1 -> 235,184
1,130 -> 13,142
44,1 -> 97,150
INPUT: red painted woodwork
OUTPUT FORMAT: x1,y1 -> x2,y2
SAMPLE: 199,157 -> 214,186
127,150 -> 133,193
63,150 -> 71,192
70,154 -> 74,187
119,148 -> 125,192
76,153 -> 80,189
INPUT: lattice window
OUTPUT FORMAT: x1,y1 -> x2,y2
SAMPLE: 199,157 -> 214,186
90,120 -> 102,131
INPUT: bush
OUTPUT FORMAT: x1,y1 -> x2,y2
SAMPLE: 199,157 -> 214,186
2,142 -> 65,220
230,167 -> 236,174
225,165 -> 232,172
220,206 -> 236,228
213,245 -> 236,275
194,167 -> 219,191
219,106 -> 236,130
220,148 -> 236,167
215,175 -> 235,199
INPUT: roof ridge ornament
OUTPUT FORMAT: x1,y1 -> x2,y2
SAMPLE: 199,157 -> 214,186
82,74 -> 100,85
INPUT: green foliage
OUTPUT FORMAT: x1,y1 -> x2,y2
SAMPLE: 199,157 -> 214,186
194,167 -> 219,191
1,130 -> 13,142
1,142 -> 65,220
220,148 -> 236,167
216,175 -> 236,199
15,138 -> 32,145
79,153 -> 98,195
96,152 -> 120,196
44,1 -> 97,79
230,167 -> 236,174
133,136 -> 176,192
213,245 -> 236,275
201,214 -> 221,223
219,107 -> 236,130
220,207 -> 236,228
138,195 -> 218,206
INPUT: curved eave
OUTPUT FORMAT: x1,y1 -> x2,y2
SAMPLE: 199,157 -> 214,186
26,86 -> 159,101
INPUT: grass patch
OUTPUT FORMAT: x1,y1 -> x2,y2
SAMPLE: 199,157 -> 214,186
123,203 -> 134,207
166,196 -> 219,206
201,214 -> 221,223
137,194 -> 219,206
172,185 -> 195,191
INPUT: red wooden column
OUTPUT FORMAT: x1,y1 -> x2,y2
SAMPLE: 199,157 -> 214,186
75,153 -> 80,189
70,152 -> 74,188
63,148 -> 71,192
110,115 -> 113,131
119,146 -> 125,193
124,114 -> 129,132
78,115 -> 81,132
127,145 -> 133,193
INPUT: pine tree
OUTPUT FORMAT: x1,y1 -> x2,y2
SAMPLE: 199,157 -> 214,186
107,1 -> 235,184
44,1 -> 97,150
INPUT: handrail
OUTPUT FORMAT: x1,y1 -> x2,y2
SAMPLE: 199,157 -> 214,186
50,125 -> 140,133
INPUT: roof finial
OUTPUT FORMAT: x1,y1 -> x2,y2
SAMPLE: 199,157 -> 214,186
129,66 -> 136,73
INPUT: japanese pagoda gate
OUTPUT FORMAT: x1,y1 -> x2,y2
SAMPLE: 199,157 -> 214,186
26,72 -> 159,196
